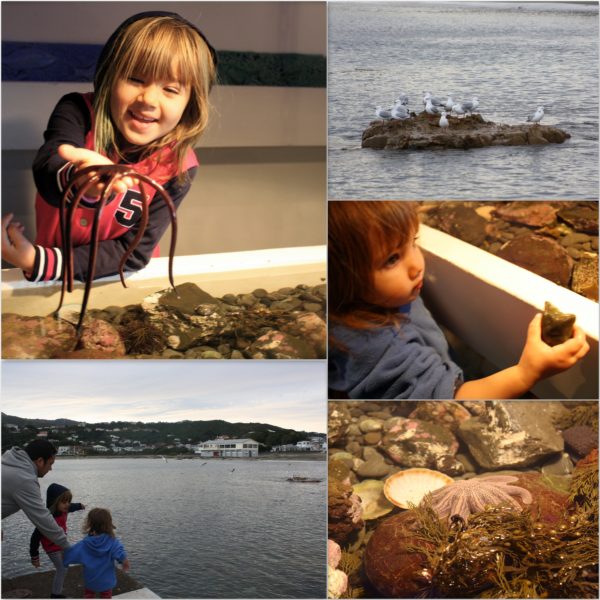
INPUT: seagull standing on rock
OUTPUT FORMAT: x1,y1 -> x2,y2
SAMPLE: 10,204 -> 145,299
444,95 -> 455,111
527,106 -> 544,124
375,105 -> 393,123
452,103 -> 465,118
461,96 -> 479,115
439,111 -> 449,129
424,91 -> 444,107
392,104 -> 411,120
425,99 -> 442,117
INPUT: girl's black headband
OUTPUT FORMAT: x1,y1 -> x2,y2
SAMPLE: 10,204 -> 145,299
94,11 -> 218,91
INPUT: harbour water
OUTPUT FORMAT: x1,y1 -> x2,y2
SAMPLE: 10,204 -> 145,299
328,1 -> 599,200
1,458 -> 326,598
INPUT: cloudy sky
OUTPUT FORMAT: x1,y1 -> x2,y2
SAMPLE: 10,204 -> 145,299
1,361 -> 326,433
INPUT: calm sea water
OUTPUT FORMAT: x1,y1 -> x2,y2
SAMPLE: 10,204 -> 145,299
328,1 -> 599,199
1,458 -> 326,598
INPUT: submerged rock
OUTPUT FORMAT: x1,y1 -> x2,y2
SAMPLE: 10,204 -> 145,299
493,201 -> 558,228
328,404 -> 353,446
457,401 -> 564,470
328,479 -> 364,546
381,417 -> 462,475
571,253 -> 599,301
408,401 -> 472,435
541,301 -> 576,346
1,314 -> 76,358
362,113 -> 570,150
1,314 -> 124,359
557,203 -> 599,234
562,425 -> 598,458
496,233 -> 573,286
364,511 -> 433,598
431,204 -> 487,246
249,329 -> 317,359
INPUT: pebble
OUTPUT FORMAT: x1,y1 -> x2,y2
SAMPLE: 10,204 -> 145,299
363,432 -> 382,445
359,418 -> 383,433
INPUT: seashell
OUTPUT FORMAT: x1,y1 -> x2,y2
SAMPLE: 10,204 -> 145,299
352,479 -> 395,520
541,301 -> 575,346
383,468 -> 453,509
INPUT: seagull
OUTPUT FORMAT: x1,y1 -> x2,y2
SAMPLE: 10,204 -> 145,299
444,95 -> 455,111
391,104 -> 410,119
452,103 -> 465,118
527,106 -> 544,124
425,99 -> 442,116
439,111 -> 449,129
423,91 -> 444,107
375,105 -> 393,123
461,96 -> 479,115
396,92 -> 409,106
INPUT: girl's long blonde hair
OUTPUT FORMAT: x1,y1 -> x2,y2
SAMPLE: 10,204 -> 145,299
94,15 -> 217,177
328,201 -> 420,330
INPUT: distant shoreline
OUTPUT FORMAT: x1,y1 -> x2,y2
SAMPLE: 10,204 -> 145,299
56,452 -> 326,461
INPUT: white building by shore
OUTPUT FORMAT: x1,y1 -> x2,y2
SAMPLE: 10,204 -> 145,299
195,438 -> 259,458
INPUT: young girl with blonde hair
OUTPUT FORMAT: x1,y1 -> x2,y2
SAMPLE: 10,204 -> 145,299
328,201 -> 589,399
2,11 -> 218,282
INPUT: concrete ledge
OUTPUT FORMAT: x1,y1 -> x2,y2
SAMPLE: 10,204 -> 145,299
1,565 -> 158,598
420,225 -> 598,399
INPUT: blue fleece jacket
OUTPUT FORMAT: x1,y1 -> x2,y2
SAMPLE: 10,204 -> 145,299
63,534 -> 127,592
329,296 -> 464,399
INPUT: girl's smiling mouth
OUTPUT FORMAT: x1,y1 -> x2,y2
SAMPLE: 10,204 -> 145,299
128,110 -> 158,124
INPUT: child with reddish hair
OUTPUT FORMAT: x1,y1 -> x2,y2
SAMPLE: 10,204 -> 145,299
328,200 -> 589,399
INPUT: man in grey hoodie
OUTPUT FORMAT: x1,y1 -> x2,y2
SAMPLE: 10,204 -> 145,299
2,440 -> 70,549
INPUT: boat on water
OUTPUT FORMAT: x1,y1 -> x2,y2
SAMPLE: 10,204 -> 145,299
287,475 -> 323,483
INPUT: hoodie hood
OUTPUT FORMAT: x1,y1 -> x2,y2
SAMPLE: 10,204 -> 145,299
46,483 -> 69,508
83,533 -> 118,555
1,447 -> 37,476
94,11 -> 218,93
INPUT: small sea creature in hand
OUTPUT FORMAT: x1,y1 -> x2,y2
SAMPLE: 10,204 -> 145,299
541,301 -> 575,346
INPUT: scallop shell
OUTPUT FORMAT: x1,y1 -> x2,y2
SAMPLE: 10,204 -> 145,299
352,479 -> 394,520
383,468 -> 453,509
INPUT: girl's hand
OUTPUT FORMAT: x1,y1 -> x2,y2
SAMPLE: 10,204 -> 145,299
58,144 -> 136,197
31,556 -> 41,568
122,558 -> 131,572
517,313 -> 590,384
1,213 -> 35,273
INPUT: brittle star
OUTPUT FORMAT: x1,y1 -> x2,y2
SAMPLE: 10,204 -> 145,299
55,164 -> 179,338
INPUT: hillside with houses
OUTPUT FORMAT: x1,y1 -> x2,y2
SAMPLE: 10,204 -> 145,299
1,414 -> 326,457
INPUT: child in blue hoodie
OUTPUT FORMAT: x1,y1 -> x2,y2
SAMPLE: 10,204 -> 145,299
63,508 -> 129,599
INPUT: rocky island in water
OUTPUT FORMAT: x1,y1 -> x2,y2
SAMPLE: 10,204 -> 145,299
362,113 -> 570,151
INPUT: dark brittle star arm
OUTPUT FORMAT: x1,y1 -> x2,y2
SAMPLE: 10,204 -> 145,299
68,172 -> 193,282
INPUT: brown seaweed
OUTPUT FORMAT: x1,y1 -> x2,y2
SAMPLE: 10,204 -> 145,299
406,499 -> 598,599
541,301 -> 576,346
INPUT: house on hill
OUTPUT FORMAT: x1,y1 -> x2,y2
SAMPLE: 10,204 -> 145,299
195,438 -> 259,458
